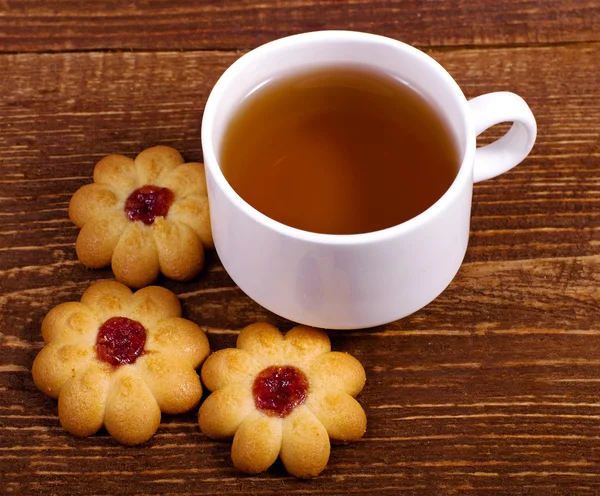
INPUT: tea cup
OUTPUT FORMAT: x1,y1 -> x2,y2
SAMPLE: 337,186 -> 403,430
201,31 -> 537,329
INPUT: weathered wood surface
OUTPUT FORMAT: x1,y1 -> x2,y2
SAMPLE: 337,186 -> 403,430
1,0 -> 599,52
2,1 -> 600,495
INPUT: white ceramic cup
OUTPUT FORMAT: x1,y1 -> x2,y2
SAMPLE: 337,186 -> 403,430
201,31 -> 536,330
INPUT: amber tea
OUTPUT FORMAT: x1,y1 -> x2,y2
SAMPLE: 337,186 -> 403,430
220,66 -> 460,235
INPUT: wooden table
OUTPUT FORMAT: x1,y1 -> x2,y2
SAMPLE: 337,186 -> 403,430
1,1 -> 599,494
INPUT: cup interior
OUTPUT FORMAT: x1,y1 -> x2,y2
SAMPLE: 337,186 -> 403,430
202,31 -> 475,241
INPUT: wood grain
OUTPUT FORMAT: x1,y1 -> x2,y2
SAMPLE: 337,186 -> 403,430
2,2 -> 600,494
0,0 -> 598,53
1,45 -> 598,269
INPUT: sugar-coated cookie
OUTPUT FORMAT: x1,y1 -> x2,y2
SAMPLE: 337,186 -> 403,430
199,323 -> 367,478
69,146 -> 213,288
32,280 -> 210,445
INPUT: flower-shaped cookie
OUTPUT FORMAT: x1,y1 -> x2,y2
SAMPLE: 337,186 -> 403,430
32,280 -> 210,445
69,146 -> 213,288
199,323 -> 367,478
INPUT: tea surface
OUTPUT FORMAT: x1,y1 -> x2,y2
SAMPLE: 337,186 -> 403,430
220,67 -> 460,234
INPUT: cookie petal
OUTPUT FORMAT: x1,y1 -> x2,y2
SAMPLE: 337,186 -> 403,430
198,384 -> 254,439
236,323 -> 284,365
138,352 -> 202,415
128,286 -> 181,328
152,218 -> 204,281
75,212 -> 129,269
103,371 -> 162,445
41,302 -> 97,343
81,280 -> 133,321
284,326 -> 331,367
307,352 -> 366,397
112,222 -> 160,288
32,341 -> 93,399
161,162 -> 208,198
231,411 -> 282,475
306,389 -> 366,442
57,362 -> 111,437
147,317 -> 209,368
135,146 -> 184,185
201,348 -> 262,392
168,195 -> 213,249
69,183 -> 119,228
93,154 -> 138,196
280,405 -> 330,478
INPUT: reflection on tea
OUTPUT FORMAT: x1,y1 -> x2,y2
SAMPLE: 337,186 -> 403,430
220,67 -> 460,235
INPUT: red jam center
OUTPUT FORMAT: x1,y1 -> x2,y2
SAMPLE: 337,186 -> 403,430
96,317 -> 146,367
252,365 -> 309,417
124,185 -> 174,225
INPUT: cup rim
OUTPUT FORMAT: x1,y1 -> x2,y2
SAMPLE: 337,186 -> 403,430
201,30 -> 476,246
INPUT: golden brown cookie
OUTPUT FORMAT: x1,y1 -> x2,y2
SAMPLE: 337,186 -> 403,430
69,146 -> 213,288
32,280 -> 210,446
198,323 -> 367,478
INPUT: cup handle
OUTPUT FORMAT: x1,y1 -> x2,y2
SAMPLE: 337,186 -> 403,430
468,92 -> 537,183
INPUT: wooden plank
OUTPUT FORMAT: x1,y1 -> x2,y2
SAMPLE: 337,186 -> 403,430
0,0 -> 598,53
4,282 -> 600,495
1,45 -> 598,266
1,44 -> 600,493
